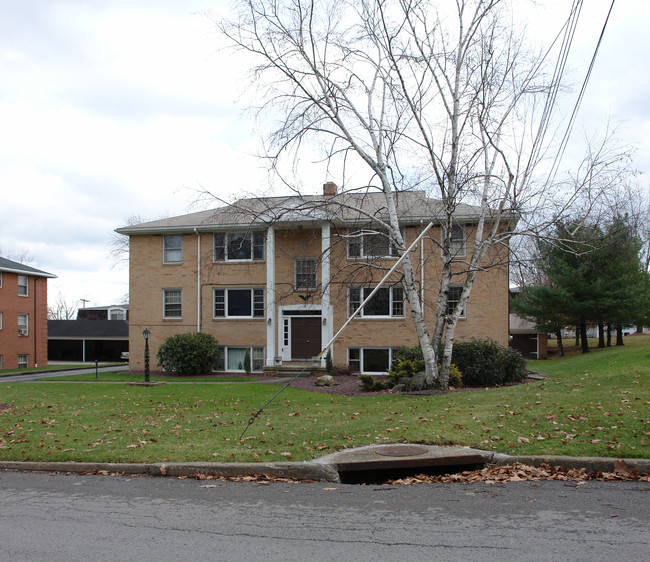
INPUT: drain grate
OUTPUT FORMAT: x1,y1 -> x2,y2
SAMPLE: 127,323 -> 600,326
375,445 -> 428,457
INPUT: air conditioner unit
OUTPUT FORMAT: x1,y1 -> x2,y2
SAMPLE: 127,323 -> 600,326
18,328 -> 28,336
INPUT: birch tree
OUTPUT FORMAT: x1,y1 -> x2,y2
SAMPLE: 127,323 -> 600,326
218,0 -> 600,388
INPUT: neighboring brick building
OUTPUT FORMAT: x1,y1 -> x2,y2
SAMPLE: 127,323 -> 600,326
0,257 -> 56,370
116,187 -> 511,374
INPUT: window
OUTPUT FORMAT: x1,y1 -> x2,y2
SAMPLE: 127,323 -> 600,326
214,288 -> 264,318
348,286 -> 405,317
446,285 -> 466,317
109,309 -> 126,320
213,231 -> 265,261
348,347 -> 395,374
0,272 -> 3,288
295,258 -> 317,289
18,275 -> 28,296
163,235 -> 183,263
0,355 -> 3,370
18,354 -> 28,369
0,311 -> 2,330
17,313 -> 28,336
348,228 -> 399,258
214,346 -> 264,372
163,289 -> 182,318
443,224 -> 466,257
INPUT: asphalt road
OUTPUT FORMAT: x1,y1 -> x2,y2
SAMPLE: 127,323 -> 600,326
0,471 -> 647,561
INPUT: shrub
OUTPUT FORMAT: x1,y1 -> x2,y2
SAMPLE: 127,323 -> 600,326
243,349 -> 251,374
389,345 -> 459,387
448,364 -> 463,388
451,339 -> 526,386
325,349 -> 334,376
156,332 -> 221,376
358,374 -> 392,392
332,364 -> 353,376
387,358 -> 425,385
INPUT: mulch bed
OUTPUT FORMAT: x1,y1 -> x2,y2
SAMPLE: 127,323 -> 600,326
285,374 -> 542,397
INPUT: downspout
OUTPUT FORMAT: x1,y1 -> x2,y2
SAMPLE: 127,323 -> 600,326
194,228 -> 201,333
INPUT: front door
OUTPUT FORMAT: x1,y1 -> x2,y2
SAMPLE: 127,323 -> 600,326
290,317 -> 322,360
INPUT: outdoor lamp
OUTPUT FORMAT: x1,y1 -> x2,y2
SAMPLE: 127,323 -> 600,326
142,328 -> 151,383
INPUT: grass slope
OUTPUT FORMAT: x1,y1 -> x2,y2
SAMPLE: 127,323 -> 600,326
0,337 -> 647,463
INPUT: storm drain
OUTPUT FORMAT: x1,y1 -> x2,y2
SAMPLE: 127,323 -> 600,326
320,444 -> 488,484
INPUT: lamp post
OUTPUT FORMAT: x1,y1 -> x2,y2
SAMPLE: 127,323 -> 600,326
142,328 -> 151,383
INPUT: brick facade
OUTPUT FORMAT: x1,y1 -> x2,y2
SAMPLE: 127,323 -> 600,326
0,260 -> 54,370
121,192 -> 511,374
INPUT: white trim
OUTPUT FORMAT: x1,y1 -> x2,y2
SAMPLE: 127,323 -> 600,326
195,229 -> 201,332
321,223 -> 333,362
163,234 -> 183,264
348,346 -> 395,374
213,287 -> 265,319
17,275 -> 28,297
162,288 -> 183,319
266,226 -> 275,366
278,304 -> 323,362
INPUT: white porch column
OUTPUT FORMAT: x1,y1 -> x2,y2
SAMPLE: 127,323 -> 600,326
321,222 -> 333,363
266,226 -> 276,366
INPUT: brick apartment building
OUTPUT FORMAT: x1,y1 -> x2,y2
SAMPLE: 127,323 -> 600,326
117,186 -> 511,374
0,257 -> 56,370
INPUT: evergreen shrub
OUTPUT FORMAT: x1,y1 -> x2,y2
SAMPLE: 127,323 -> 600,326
156,332 -> 221,376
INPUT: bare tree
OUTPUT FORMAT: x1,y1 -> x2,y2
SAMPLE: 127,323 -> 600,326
0,246 -> 35,265
109,214 -> 153,269
217,0 -> 622,388
48,293 -> 80,320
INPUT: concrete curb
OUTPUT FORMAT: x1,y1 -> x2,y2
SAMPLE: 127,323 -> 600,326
1,453 -> 647,483
0,461 -> 341,483
492,454 -> 650,474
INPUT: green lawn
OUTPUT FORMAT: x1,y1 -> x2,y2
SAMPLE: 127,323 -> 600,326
0,336 -> 647,463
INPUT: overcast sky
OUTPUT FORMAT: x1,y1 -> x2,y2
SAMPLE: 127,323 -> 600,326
0,0 -> 648,309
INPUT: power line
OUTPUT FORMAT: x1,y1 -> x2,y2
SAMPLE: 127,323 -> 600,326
545,0 -> 617,187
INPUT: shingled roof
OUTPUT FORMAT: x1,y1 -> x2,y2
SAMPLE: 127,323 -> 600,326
48,320 -> 129,339
0,256 -> 56,278
115,191 -> 489,235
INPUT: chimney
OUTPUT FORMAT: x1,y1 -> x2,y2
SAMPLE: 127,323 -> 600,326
323,181 -> 338,197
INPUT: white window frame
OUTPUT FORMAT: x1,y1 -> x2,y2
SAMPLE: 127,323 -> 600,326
109,308 -> 127,320
0,272 -> 3,288
163,289 -> 182,318
442,224 -> 466,257
348,347 -> 395,374
295,258 -> 317,290
213,231 -> 265,262
347,228 -> 402,259
348,286 -> 405,318
17,313 -> 28,336
213,288 -> 265,319
163,234 -> 183,263
18,275 -> 28,296
17,354 -> 28,369
446,285 -> 466,318
0,311 -> 2,330
214,346 -> 264,372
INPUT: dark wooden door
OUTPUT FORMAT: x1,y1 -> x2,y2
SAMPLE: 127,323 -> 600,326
291,317 -> 322,360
